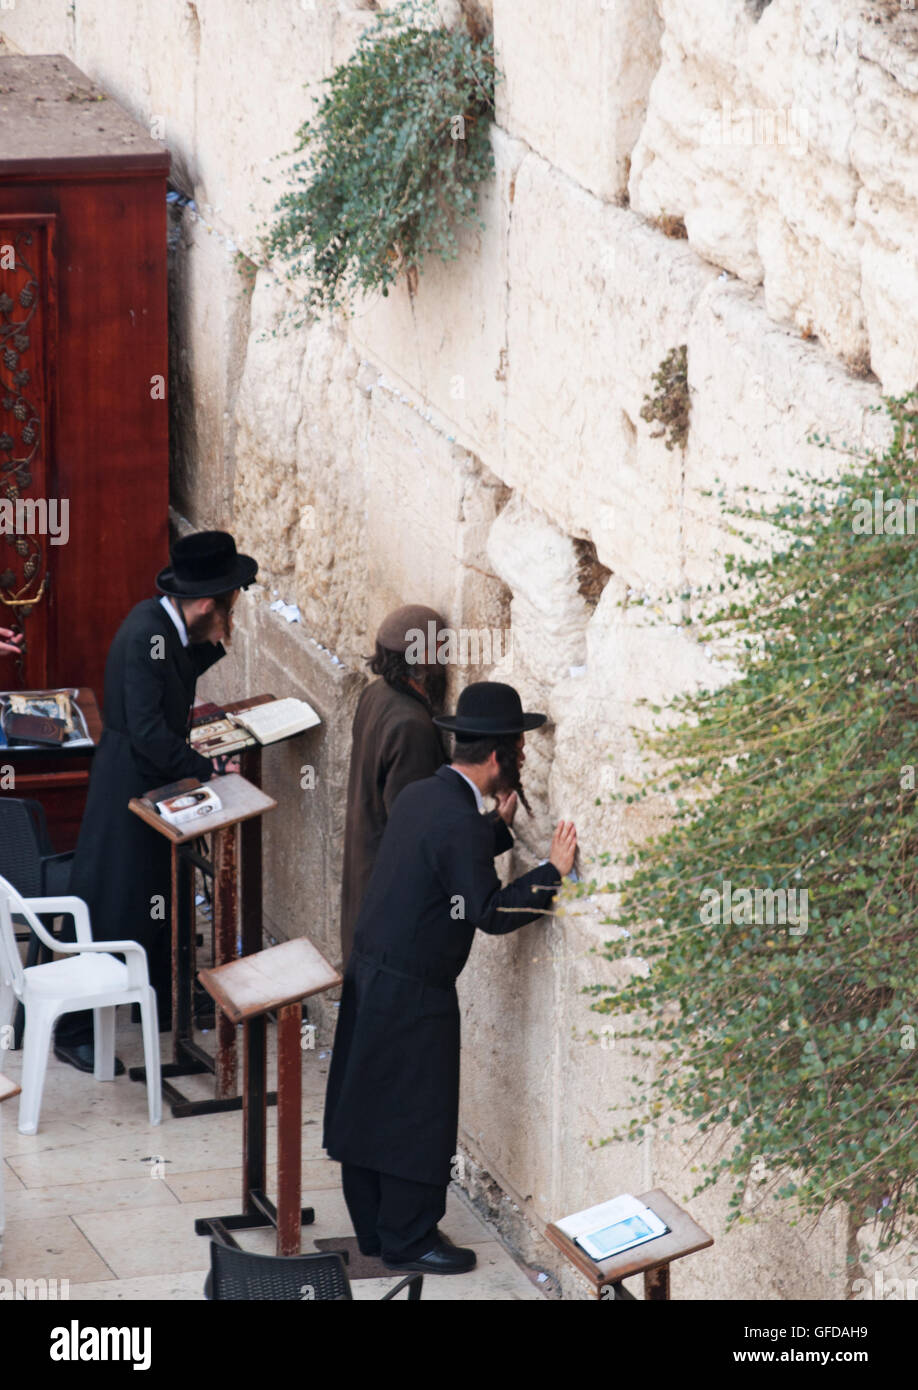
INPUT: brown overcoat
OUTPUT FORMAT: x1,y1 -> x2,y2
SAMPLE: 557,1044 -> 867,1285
339,678 -> 445,964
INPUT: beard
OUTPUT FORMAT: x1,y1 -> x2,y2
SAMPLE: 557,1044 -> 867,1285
186,609 -> 228,645
421,662 -> 447,713
493,739 -> 532,815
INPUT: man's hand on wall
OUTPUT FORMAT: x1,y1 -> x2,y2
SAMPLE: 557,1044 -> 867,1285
548,820 -> 577,878
495,789 -> 518,825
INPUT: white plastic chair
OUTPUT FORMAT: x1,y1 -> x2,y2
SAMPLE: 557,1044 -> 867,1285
0,874 -> 161,1134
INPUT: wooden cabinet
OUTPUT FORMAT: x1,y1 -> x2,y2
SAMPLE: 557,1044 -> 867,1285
0,54 -> 171,845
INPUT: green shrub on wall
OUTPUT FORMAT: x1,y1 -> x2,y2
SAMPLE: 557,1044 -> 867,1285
266,0 -> 497,315
589,394 -> 918,1247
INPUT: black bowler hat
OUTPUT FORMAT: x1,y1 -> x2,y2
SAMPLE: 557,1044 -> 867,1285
155,531 -> 258,599
433,681 -> 546,737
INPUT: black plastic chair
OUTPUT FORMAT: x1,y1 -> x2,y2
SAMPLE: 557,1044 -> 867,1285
0,798 -> 74,1047
203,1241 -> 423,1301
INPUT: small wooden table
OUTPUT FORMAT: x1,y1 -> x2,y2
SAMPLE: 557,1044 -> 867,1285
545,1189 -> 713,1300
195,937 -> 342,1256
0,1072 -> 21,1246
128,773 -> 277,1117
0,686 -> 102,850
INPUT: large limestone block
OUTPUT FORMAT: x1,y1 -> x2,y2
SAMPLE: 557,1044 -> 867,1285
485,492 -> 591,856
177,0 -> 337,253
232,270 -> 372,663
504,152 -> 720,589
486,494 -> 589,685
630,0 -> 918,388
493,0 -> 663,202
363,380 -> 509,681
170,213 -> 253,527
348,128 -> 525,467
29,0 -> 338,248
73,0 -> 200,185
233,273 -> 315,576
548,583 -> 729,860
458,915 -> 560,1203
857,194 -> 918,397
681,277 -> 888,588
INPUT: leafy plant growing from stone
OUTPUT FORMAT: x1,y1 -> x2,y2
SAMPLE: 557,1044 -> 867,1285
590,393 -> 918,1249
265,0 -> 497,315
640,344 -> 690,451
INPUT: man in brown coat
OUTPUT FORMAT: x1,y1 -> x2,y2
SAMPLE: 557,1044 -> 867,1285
339,605 -> 448,965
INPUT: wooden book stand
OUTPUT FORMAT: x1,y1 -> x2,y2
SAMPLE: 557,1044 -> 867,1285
194,937 -> 341,1256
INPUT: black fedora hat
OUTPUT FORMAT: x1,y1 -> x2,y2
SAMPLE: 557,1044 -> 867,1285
433,681 -> 546,737
156,531 -> 258,599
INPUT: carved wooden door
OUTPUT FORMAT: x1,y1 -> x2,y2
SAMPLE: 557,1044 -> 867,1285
0,213 -> 56,689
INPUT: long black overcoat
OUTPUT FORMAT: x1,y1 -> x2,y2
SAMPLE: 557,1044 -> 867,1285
323,765 -> 561,1187
339,678 -> 445,966
68,598 -> 223,960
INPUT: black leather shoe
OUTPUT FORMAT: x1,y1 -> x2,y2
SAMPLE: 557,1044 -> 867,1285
383,1240 -> 476,1275
358,1242 -> 382,1257
54,1043 -> 125,1076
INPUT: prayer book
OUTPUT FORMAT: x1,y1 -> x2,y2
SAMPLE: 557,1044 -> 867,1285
143,777 -> 224,829
227,696 -> 321,744
556,1193 -> 669,1263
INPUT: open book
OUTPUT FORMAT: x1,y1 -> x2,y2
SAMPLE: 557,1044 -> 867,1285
228,697 -> 321,745
556,1193 -> 669,1263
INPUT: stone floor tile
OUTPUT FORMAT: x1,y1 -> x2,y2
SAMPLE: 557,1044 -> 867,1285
69,1270 -> 207,1300
167,1156 -> 340,1204
0,1213 -> 115,1283
73,1199 -> 238,1279
4,1175 -> 179,1222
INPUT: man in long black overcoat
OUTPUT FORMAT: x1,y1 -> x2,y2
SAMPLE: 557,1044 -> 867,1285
339,603 -> 447,968
323,680 -> 578,1275
54,531 -> 257,1072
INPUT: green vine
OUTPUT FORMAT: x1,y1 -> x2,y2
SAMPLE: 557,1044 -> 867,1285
588,394 -> 918,1247
265,0 -> 497,315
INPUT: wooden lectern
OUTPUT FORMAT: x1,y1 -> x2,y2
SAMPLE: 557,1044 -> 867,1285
195,937 -> 341,1257
127,772 -> 276,1117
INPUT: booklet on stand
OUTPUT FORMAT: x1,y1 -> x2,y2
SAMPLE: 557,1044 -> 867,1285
556,1193 -> 669,1263
142,778 -> 224,829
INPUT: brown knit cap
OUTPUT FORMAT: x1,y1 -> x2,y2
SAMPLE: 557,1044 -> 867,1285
376,604 -> 446,654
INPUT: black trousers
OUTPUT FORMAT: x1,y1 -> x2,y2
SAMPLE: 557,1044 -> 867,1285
341,1162 -> 447,1261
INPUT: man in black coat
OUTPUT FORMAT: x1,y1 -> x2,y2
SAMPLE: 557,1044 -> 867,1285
339,603 -> 447,968
54,531 -> 257,1073
323,681 -> 578,1275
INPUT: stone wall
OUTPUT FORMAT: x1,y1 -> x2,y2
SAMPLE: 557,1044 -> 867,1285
4,0 -> 916,1297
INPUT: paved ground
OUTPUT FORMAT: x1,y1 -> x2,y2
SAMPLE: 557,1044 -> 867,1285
0,1014 -> 543,1301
